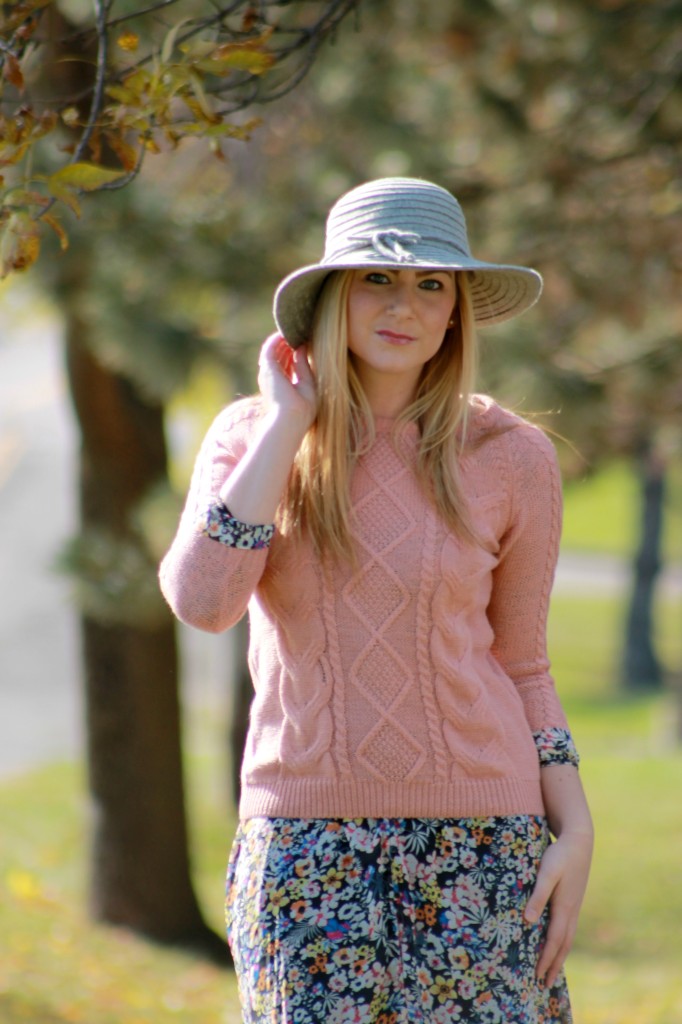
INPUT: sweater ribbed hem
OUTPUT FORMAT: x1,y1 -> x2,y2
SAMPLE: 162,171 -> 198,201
239,777 -> 545,821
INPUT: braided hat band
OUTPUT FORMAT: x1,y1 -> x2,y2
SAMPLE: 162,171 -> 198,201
273,177 -> 542,349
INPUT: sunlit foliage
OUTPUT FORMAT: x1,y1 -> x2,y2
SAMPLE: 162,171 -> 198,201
0,0 -> 359,274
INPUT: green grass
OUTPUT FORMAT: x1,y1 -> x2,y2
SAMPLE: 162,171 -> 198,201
2,588 -> 682,1022
549,592 -> 682,1020
568,753 -> 682,1024
3,733 -> 682,1023
549,593 -> 682,757
562,458 -> 682,562
0,758 -> 241,1024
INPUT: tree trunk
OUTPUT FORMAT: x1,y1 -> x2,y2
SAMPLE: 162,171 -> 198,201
621,441 -> 665,692
63,291 -> 229,963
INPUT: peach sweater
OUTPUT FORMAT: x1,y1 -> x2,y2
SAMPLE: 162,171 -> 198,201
160,395 -> 569,821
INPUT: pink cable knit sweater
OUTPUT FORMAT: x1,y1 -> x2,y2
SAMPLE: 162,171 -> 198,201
160,395 -> 569,821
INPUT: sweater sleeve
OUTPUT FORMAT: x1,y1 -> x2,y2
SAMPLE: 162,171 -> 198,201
159,401 -> 272,633
487,422 -> 570,735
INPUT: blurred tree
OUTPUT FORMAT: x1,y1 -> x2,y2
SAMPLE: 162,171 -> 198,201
7,0 -> 681,954
237,0 -> 682,692
19,0 -> 360,957
622,438 -> 665,691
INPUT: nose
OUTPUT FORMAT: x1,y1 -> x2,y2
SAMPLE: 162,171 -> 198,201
386,279 -> 416,316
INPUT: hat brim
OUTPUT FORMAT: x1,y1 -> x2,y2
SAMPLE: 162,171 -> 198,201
273,259 -> 543,349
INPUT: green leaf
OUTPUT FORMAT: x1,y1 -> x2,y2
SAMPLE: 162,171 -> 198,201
194,49 -> 276,77
45,182 -> 81,218
106,83 -> 140,105
186,71 -> 219,122
161,17 -> 191,64
48,162 -> 127,193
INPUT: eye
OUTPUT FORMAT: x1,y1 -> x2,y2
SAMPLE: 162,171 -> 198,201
418,277 -> 444,291
363,271 -> 391,284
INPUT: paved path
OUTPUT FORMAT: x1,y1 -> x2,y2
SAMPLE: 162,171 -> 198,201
0,306 -> 232,778
0,310 -> 680,777
0,303 -> 81,777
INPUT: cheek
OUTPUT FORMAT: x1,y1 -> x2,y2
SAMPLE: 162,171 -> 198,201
347,287 -> 374,320
346,290 -> 376,340
424,302 -> 453,336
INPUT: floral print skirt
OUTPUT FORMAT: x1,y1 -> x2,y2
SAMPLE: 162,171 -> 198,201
225,815 -> 572,1024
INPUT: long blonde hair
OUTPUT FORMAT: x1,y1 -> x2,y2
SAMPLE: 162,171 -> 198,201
277,269 -> 479,561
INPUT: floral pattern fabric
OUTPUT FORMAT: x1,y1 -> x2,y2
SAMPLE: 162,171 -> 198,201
532,729 -> 580,768
200,500 -> 274,549
225,815 -> 572,1024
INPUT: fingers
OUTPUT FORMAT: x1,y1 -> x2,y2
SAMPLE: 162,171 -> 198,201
523,843 -> 580,988
260,333 -> 293,375
257,334 -> 317,425
536,905 -> 576,987
292,345 -> 314,384
523,874 -> 552,927
525,886 -> 574,988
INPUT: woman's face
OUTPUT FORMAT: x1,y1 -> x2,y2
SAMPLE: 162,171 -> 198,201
346,268 -> 457,405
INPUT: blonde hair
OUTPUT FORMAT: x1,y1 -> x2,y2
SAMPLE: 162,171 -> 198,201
277,270 -> 479,561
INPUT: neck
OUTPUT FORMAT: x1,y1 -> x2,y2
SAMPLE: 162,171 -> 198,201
357,372 -> 418,420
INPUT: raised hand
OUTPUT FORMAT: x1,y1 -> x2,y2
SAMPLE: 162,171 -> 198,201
217,334 -> 318,525
257,333 -> 317,430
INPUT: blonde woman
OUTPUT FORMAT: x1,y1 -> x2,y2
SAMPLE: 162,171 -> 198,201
160,178 -> 593,1024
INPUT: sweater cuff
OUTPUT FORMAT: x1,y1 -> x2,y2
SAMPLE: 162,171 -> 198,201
533,727 -> 580,768
199,500 -> 275,550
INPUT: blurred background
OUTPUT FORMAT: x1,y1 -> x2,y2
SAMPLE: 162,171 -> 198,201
1,2 -> 681,1022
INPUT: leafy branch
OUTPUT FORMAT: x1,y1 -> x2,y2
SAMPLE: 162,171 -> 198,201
0,0 -> 360,276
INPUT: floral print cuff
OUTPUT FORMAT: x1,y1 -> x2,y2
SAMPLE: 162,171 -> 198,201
200,500 -> 274,550
533,727 -> 580,768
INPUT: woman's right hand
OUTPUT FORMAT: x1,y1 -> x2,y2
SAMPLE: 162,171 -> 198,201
258,333 -> 317,430
217,335 -> 317,524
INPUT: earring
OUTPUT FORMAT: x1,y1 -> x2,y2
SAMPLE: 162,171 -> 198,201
448,318 -> 455,327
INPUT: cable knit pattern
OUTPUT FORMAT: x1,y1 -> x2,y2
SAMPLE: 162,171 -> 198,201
343,429 -> 424,783
159,395 -> 571,821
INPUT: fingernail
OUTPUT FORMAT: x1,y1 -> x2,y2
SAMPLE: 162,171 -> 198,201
525,908 -> 538,923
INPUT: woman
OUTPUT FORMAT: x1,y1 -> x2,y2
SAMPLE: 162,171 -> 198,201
160,177 -> 593,1024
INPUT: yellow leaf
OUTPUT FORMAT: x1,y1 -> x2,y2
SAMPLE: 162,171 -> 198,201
187,71 -> 219,121
6,868 -> 42,902
0,212 -> 40,277
61,106 -> 80,127
4,187 -> 50,209
117,30 -> 139,52
140,135 -> 161,153
47,182 -> 82,218
195,48 -> 275,77
106,83 -> 141,105
178,39 -> 217,61
48,162 -> 126,192
42,212 -> 69,251
104,131 -> 140,172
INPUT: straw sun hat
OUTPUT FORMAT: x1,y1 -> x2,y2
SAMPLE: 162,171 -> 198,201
273,177 -> 542,350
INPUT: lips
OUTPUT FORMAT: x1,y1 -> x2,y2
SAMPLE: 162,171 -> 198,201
376,329 -> 416,343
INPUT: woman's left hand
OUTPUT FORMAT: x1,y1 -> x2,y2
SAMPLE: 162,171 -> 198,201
523,763 -> 593,988
523,829 -> 593,987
